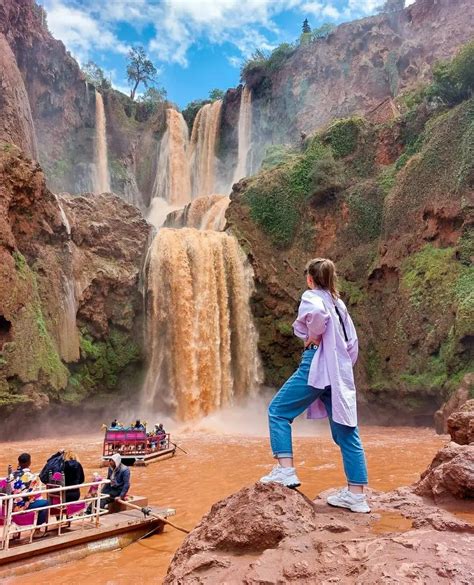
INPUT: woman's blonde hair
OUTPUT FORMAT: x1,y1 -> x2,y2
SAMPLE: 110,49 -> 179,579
64,450 -> 80,462
305,258 -> 339,299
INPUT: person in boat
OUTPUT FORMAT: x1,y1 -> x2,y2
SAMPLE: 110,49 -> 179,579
63,450 -> 85,502
110,419 -> 118,428
9,453 -> 50,526
99,454 -> 130,509
133,419 -> 145,430
260,258 -> 370,513
155,424 -> 167,448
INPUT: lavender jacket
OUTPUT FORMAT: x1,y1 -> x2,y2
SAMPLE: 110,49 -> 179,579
292,289 -> 359,427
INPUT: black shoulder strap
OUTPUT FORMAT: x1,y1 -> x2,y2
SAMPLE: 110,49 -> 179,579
334,303 -> 349,342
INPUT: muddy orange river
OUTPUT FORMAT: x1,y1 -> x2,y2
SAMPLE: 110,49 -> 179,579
0,423 -> 454,584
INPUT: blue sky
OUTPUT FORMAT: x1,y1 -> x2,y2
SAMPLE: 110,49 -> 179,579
38,0 -> 406,108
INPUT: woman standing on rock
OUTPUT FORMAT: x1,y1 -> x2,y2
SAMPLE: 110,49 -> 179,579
260,258 -> 370,513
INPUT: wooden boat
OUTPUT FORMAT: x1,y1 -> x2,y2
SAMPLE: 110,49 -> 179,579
101,427 -> 176,466
0,480 -> 175,578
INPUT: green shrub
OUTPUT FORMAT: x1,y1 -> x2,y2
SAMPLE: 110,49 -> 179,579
260,144 -> 296,169
182,98 -> 211,129
377,165 -> 397,195
312,23 -> 335,40
324,117 -> 364,158
346,188 -> 383,240
426,40 -> 474,106
244,139 -> 332,247
66,328 -> 141,402
241,43 -> 296,79
309,152 -> 344,203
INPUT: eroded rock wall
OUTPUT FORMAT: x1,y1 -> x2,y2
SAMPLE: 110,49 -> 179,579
227,97 -> 474,424
0,145 -> 151,429
238,0 -> 474,168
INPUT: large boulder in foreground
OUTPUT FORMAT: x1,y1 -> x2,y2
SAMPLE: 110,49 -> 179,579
435,374 -> 474,434
447,399 -> 474,445
414,442 -> 474,501
165,481 -> 474,584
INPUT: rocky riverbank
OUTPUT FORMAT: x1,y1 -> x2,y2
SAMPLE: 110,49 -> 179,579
165,405 -> 474,584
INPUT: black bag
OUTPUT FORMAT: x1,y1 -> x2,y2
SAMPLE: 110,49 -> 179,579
39,451 -> 65,484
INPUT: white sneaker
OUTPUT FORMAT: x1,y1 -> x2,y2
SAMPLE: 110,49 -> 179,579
260,465 -> 301,488
327,488 -> 371,513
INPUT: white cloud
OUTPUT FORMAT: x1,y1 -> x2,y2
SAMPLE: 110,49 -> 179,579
347,0 -> 381,15
227,55 -> 243,68
41,0 -> 381,71
42,0 -> 129,62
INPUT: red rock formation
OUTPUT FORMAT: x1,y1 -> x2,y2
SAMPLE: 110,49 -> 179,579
242,0 -> 474,160
0,145 -> 151,425
447,399 -> 474,445
414,442 -> 474,500
165,481 -> 474,584
0,35 -> 37,158
435,373 -> 473,434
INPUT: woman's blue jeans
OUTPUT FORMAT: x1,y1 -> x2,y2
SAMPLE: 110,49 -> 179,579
268,348 -> 368,485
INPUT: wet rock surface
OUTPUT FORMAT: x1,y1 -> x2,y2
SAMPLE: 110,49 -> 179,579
166,408 -> 474,584
165,481 -> 474,584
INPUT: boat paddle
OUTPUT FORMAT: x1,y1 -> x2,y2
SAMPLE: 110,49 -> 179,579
117,499 -> 190,534
171,441 -> 188,455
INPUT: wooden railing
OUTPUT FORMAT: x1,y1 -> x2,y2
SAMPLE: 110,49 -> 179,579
0,479 -> 111,551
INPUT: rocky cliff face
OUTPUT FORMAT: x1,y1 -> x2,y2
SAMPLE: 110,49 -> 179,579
228,93 -> 473,424
0,145 -> 151,433
0,0 -> 166,207
233,0 -> 474,169
166,405 -> 474,583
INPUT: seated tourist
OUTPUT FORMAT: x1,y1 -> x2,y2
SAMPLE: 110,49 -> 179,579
155,423 -> 165,435
63,450 -> 85,502
99,454 -> 130,510
110,419 -> 118,428
10,453 -> 49,527
133,419 -> 145,430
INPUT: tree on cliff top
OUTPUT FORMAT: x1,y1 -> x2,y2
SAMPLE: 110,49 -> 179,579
138,86 -> 167,115
302,18 -> 311,33
82,61 -> 111,90
209,88 -> 225,101
127,46 -> 157,101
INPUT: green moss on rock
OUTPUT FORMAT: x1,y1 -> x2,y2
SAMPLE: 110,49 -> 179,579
324,116 -> 364,158
63,328 -> 141,404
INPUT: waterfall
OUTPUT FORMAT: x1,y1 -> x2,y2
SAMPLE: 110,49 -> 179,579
232,86 -> 252,184
200,197 -> 230,231
142,228 -> 260,420
164,195 -> 229,230
189,100 -> 223,197
54,194 -> 71,235
57,276 -> 80,363
93,90 -> 111,193
152,109 -> 192,206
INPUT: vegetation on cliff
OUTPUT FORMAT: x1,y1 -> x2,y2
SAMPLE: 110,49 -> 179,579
230,41 -> 474,420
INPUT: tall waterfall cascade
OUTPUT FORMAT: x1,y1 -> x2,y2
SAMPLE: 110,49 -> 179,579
142,227 -> 260,420
152,109 -> 192,205
57,276 -> 80,363
93,90 -> 111,193
189,100 -> 223,198
232,86 -> 252,184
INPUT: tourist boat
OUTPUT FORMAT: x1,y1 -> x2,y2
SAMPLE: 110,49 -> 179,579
0,479 -> 176,578
101,427 -> 176,466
